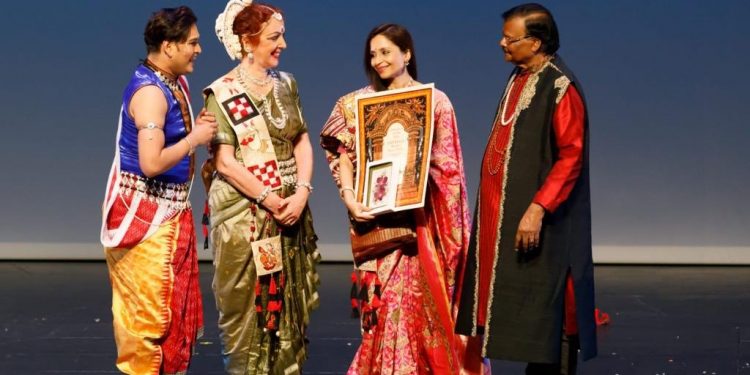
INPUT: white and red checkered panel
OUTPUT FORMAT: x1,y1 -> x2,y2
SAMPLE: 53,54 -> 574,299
222,93 -> 259,126
247,160 -> 282,189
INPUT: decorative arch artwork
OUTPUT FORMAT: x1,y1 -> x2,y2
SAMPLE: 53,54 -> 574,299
354,84 -> 435,214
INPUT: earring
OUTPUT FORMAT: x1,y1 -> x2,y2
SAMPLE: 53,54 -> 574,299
244,45 -> 253,60
405,60 -> 410,66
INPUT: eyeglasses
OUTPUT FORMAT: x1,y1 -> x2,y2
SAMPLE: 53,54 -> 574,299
501,35 -> 534,45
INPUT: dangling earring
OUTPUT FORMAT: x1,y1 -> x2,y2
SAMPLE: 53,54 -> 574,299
243,44 -> 253,60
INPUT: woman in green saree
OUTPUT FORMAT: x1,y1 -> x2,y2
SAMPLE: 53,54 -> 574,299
203,1 -> 320,373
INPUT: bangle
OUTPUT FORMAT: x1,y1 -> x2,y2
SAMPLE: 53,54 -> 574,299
255,186 -> 271,204
296,181 -> 313,193
182,136 -> 195,156
339,186 -> 355,199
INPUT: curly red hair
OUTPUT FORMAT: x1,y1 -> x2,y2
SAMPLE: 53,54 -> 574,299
233,3 -> 283,52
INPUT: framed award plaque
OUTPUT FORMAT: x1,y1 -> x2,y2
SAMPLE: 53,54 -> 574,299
354,83 -> 435,214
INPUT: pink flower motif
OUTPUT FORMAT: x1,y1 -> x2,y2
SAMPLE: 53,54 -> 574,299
374,175 -> 388,202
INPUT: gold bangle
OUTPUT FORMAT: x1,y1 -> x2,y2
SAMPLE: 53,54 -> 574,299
339,186 -> 354,199
182,136 -> 195,156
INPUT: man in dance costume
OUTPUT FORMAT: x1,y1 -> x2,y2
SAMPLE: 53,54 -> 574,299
100,6 -> 217,374
456,4 -> 597,374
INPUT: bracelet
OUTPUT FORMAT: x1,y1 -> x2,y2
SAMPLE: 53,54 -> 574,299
255,186 -> 271,204
296,181 -> 313,193
182,136 -> 195,156
339,186 -> 355,199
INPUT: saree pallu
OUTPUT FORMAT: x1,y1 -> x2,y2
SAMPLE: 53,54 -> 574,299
105,197 -> 203,375
208,177 -> 320,375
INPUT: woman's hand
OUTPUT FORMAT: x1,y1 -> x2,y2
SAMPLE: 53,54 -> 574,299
275,190 -> 309,226
336,152 -> 373,222
340,187 -> 374,222
260,192 -> 284,216
345,200 -> 375,223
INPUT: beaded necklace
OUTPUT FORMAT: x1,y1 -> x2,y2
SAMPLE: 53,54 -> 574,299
236,65 -> 289,130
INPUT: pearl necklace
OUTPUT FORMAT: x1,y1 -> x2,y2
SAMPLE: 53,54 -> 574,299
498,80 -> 516,126
499,57 -> 551,127
246,72 -> 273,86
236,66 -> 289,130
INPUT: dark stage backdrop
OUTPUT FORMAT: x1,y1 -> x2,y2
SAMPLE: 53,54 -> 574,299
1,1 -> 748,262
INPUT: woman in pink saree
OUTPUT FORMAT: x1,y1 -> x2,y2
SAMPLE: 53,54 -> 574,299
320,24 -> 488,375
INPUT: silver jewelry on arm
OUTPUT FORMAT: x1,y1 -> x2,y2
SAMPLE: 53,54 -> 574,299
255,186 -> 272,204
296,181 -> 313,193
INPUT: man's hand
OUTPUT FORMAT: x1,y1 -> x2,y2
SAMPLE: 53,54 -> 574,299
191,109 -> 218,145
515,202 -> 545,251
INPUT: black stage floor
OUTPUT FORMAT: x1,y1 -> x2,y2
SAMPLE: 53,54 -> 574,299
1,262 -> 749,374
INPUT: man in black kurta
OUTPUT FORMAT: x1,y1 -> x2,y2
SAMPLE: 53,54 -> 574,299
456,4 -> 597,374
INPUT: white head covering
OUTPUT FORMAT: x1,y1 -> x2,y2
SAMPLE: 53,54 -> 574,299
215,0 -> 253,60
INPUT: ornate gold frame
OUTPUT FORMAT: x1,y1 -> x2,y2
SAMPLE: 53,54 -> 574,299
354,84 -> 435,212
